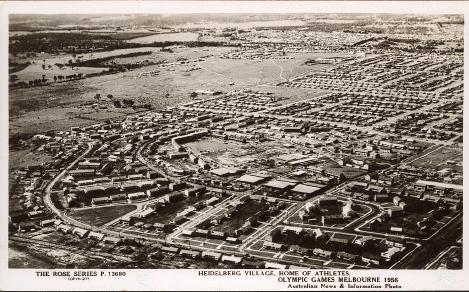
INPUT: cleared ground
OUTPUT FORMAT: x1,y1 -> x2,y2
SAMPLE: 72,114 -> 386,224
410,146 -> 462,172
68,204 -> 137,227
10,47 -> 335,140
128,32 -> 199,43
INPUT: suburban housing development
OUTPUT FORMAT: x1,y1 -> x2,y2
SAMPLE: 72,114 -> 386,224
9,13 -> 462,270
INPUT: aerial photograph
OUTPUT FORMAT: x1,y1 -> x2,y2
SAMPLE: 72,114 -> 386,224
8,13 -> 463,270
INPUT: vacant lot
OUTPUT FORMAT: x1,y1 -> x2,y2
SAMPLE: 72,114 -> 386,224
211,200 -> 270,234
410,146 -> 462,172
9,47 -> 336,141
12,64 -> 106,83
9,243 -> 57,269
186,139 -> 241,155
68,204 -> 137,226
9,148 -> 53,170
144,193 -> 212,225
324,164 -> 367,179
128,32 -> 199,43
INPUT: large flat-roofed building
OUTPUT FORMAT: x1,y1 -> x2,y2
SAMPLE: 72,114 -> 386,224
291,184 -> 321,196
414,180 -> 463,193
236,174 -> 268,184
263,179 -> 296,191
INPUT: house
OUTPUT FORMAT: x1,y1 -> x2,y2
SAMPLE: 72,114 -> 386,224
179,249 -> 201,259
374,194 -> 389,202
362,253 -> 381,266
194,229 -> 210,238
103,236 -> 121,244
171,216 -> 187,225
181,230 -> 194,237
127,192 -> 147,201
161,246 -> 179,254
289,245 -> 308,255
72,227 -> 89,238
147,186 -> 170,198
205,197 -> 219,206
263,241 -> 285,251
88,231 -> 105,241
57,224 -> 73,233
165,192 -> 185,203
353,236 -> 374,246
337,251 -> 360,262
137,207 -> 155,218
225,237 -> 239,244
313,248 -> 333,258
209,230 -> 226,240
153,222 -> 166,230
389,226 -> 404,233
201,251 -> 222,261
110,193 -> 128,202
381,246 -> 400,260
17,222 -> 37,233
221,255 -> 243,265
317,197 -> 339,207
241,259 -> 264,268
39,219 -> 55,228
264,262 -> 287,269
184,186 -> 206,197
92,197 -> 109,206
386,237 -> 406,248
387,206 -> 404,217
322,214 -> 343,225
281,226 -> 303,235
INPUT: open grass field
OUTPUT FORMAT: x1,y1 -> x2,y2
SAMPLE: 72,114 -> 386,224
9,243 -> 57,268
186,139 -> 241,155
10,97 -> 140,138
211,200 -> 270,234
144,193 -> 211,224
12,64 -> 105,83
410,146 -> 463,172
324,164 -> 367,179
128,32 -> 199,43
9,148 -> 53,170
68,204 -> 137,227
9,46 -> 339,141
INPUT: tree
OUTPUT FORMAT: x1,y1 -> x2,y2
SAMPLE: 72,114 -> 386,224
122,99 -> 134,107
41,64 -> 46,70
48,65 -> 52,69
9,75 -> 18,83
53,75 -> 57,82
113,100 -> 122,108
94,93 -> 101,101
107,94 -> 113,100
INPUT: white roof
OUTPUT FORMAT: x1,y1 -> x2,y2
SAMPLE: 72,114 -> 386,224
415,180 -> 463,191
264,179 -> 295,190
291,184 -> 320,194
237,174 -> 265,184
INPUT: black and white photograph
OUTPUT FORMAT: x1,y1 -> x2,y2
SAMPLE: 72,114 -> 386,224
1,1 -> 468,291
